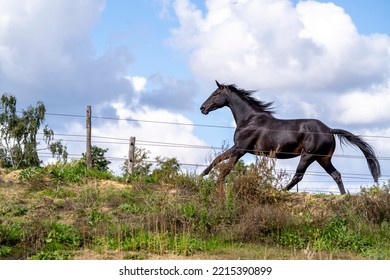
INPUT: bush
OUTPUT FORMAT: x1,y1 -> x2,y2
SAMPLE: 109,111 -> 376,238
82,146 -> 111,171
151,157 -> 180,183
46,159 -> 114,184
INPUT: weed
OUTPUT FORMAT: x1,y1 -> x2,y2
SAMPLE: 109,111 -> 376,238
313,218 -> 373,252
18,167 -> 48,190
1,201 -> 29,217
0,222 -> 24,247
46,160 -> 115,184
78,187 -> 101,209
178,202 -> 196,218
124,252 -> 145,260
119,203 -> 144,214
0,245 -> 12,257
88,208 -> 110,226
43,222 -> 82,251
19,167 -> 43,181
29,250 -> 73,260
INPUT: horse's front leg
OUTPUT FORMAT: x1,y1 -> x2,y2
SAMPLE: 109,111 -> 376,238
199,145 -> 237,177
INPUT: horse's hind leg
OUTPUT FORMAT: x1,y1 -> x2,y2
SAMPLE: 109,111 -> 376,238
284,154 -> 315,191
199,145 -> 237,177
317,158 -> 346,195
217,152 -> 244,184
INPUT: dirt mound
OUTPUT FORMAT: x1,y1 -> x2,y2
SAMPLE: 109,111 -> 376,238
96,179 -> 129,190
0,168 -> 21,184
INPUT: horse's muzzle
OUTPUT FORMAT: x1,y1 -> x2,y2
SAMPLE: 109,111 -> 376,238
200,105 -> 209,115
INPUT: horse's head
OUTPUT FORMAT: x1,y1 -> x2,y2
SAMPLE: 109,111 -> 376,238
200,80 -> 229,115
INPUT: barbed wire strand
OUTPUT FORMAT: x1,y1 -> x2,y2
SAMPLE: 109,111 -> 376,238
43,111 -> 390,140
40,132 -> 390,162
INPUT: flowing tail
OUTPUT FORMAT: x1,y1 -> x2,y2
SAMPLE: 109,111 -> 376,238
331,128 -> 381,182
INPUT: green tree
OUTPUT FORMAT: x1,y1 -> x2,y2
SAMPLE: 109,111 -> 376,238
122,147 -> 152,182
152,157 -> 181,183
82,146 -> 111,171
0,94 -> 67,168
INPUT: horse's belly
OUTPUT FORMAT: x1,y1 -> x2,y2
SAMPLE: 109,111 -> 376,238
253,139 -> 302,159
275,151 -> 301,159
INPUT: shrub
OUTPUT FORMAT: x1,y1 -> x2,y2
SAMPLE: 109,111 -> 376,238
46,159 -> 114,184
151,157 -> 180,183
82,146 -> 111,171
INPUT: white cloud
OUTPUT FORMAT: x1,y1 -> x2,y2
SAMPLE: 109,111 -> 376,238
0,0 -> 104,84
127,76 -> 147,92
332,80 -> 390,125
170,0 -> 390,91
299,100 -> 319,119
297,2 -> 357,54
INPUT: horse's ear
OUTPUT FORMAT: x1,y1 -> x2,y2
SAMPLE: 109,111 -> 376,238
215,80 -> 222,89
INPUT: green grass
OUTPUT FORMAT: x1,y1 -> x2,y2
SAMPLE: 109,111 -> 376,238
1,162 -> 390,260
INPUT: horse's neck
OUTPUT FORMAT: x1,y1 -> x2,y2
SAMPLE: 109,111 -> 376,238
227,94 -> 257,126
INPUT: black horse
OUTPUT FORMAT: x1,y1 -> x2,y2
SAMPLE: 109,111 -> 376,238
199,81 -> 381,194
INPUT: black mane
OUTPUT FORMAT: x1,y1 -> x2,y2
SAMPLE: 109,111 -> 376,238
226,84 -> 274,115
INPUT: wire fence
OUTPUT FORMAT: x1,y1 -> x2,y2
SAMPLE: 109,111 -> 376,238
35,110 -> 390,193
45,112 -> 390,139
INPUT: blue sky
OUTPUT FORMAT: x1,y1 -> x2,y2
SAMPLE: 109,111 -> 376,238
0,0 -> 389,193
91,1 -> 188,78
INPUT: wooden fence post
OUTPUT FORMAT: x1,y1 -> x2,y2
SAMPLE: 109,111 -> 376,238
86,105 -> 92,169
128,136 -> 136,174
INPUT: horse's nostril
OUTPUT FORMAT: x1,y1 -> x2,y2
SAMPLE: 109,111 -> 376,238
200,106 -> 208,115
